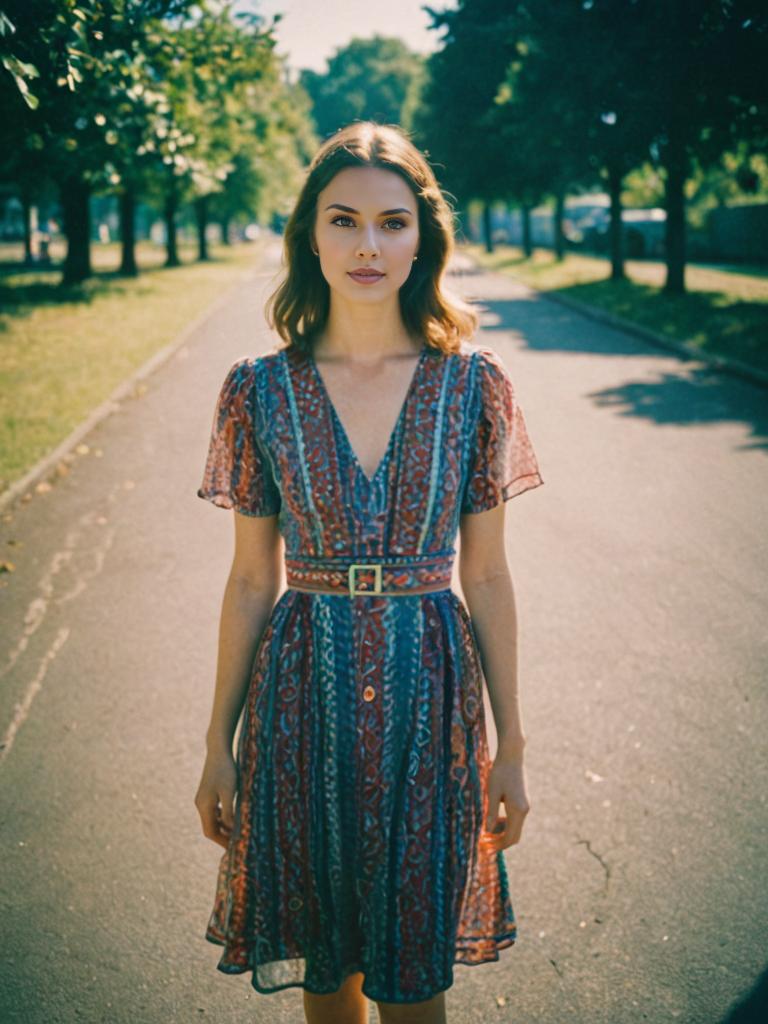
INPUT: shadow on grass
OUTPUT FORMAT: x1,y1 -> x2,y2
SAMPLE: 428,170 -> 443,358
0,255 -> 231,323
474,251 -> 534,271
463,246 -> 768,374
559,278 -> 768,370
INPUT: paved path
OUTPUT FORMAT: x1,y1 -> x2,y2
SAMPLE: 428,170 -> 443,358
1,236 -> 766,1023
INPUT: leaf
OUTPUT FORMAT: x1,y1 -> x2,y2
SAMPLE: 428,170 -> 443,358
18,86 -> 39,110
1,56 -> 40,109
3,54 -> 40,80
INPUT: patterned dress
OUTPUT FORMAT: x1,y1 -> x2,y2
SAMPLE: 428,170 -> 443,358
196,338 -> 544,1004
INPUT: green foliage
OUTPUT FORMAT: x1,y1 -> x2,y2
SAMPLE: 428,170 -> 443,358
299,34 -> 424,139
415,0 -> 768,208
415,0 -> 524,205
0,9 -> 40,110
414,0 -> 768,283
0,0 -> 318,254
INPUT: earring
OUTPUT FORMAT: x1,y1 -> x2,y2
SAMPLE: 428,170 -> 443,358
413,255 -> 418,261
311,247 -> 319,256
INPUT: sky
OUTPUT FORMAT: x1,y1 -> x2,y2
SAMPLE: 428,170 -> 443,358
233,0 -> 456,77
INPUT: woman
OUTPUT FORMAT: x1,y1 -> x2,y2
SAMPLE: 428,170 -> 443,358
194,121 -> 544,1024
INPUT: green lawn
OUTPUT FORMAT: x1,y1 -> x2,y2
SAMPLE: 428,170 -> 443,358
0,237 -> 272,492
461,244 -> 768,376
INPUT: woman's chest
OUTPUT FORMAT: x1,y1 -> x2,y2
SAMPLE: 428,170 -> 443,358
256,346 -> 477,556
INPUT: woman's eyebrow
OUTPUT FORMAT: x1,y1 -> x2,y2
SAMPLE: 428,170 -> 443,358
324,203 -> 413,216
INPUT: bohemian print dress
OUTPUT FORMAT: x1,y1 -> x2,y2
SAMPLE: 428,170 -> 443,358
196,338 -> 544,1004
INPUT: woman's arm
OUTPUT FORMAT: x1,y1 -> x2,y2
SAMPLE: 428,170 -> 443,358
458,500 -> 531,849
195,510 -> 283,848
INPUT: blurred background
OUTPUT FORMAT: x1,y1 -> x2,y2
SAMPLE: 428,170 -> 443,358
1,0 -> 766,495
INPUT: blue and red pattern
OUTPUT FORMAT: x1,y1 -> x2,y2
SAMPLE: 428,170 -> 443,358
197,339 -> 544,1003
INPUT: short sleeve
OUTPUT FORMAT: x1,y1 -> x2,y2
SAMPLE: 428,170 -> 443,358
197,357 -> 281,517
460,347 -> 544,514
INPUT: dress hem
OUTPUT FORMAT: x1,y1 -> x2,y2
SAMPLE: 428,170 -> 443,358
204,929 -> 517,1004
197,487 -> 280,517
460,471 -> 544,514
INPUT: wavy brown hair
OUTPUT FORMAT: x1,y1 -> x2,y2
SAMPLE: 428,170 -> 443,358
264,121 -> 479,357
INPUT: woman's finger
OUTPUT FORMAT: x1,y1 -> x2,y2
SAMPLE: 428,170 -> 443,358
484,779 -> 501,833
196,796 -> 232,848
218,792 -> 235,830
198,802 -> 222,840
489,804 -> 526,850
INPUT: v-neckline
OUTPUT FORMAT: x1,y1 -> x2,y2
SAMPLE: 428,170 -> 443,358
306,344 -> 428,487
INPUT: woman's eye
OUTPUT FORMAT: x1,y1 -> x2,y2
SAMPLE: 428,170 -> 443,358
330,215 -> 406,230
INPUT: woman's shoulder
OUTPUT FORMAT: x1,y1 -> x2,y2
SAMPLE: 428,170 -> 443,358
454,338 -> 509,376
212,352 -> 282,425
221,346 -> 285,385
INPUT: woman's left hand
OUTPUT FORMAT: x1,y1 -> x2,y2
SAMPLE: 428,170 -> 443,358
482,756 -> 531,851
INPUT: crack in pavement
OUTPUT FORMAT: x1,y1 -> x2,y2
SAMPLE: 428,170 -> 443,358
575,835 -> 612,893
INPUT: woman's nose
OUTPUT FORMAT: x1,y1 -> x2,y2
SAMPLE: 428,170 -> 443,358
357,226 -> 379,255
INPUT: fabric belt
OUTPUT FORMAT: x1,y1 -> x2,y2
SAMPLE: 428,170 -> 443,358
285,551 -> 455,597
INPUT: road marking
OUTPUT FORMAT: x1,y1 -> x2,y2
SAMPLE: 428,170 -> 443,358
0,626 -> 70,767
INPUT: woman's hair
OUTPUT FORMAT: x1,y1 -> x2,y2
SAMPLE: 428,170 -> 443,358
264,121 -> 479,356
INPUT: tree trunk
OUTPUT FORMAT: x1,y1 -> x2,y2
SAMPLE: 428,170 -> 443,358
482,200 -> 493,254
60,174 -> 92,285
521,204 -> 532,258
21,184 -> 33,266
195,195 -> 209,261
554,186 -> 565,261
164,187 -> 180,267
608,161 -> 625,282
119,186 -> 138,277
219,217 -> 231,245
663,127 -> 687,294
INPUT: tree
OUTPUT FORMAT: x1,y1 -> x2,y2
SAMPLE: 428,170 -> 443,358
415,0 -> 528,253
414,0 -> 768,289
497,1 -> 654,276
0,0 -> 196,284
300,35 -> 424,140
503,0 -> 768,291
0,0 -> 307,281
640,0 -> 768,292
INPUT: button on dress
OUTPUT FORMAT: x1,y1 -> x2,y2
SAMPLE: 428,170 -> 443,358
196,339 -> 544,1004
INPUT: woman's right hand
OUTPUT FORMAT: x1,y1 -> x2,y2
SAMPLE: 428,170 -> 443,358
194,749 -> 238,849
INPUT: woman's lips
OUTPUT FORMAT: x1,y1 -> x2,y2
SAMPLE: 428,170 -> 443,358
348,270 -> 385,284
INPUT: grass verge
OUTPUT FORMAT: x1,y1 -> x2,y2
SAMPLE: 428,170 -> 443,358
0,237 -> 273,491
461,243 -> 768,377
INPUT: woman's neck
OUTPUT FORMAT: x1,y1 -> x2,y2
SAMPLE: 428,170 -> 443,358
313,307 -> 421,361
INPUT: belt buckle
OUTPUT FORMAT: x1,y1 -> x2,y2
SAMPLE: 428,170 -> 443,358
348,563 -> 383,597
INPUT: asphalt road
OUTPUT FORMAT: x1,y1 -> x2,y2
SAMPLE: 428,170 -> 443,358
1,235 -> 766,1024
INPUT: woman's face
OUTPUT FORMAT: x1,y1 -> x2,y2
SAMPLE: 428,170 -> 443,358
312,165 -> 420,302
